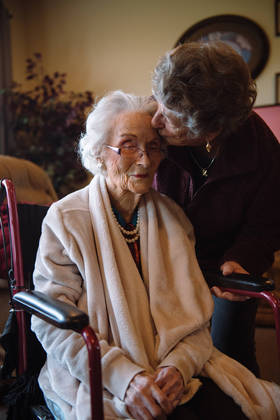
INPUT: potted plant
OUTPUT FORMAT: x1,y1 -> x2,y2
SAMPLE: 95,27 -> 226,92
3,53 -> 94,197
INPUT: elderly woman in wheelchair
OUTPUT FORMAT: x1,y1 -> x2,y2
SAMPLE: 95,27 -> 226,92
31,90 -> 280,420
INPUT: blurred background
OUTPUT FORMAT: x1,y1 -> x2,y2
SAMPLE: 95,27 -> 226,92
3,0 -> 280,103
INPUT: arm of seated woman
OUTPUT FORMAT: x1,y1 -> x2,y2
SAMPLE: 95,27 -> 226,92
157,325 -> 212,386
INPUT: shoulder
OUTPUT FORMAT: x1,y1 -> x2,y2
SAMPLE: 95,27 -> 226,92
223,112 -> 280,169
50,185 -> 89,212
150,188 -> 194,237
238,112 -> 279,149
151,188 -> 183,210
45,185 -> 91,230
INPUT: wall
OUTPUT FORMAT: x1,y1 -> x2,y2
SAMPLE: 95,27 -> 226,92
4,0 -> 280,105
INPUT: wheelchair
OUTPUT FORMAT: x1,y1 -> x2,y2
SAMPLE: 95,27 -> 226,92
0,178 -> 279,419
0,179 -> 103,419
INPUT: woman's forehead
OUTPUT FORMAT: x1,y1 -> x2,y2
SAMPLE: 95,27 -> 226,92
112,112 -> 158,134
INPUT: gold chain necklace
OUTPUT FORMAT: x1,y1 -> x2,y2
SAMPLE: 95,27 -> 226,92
189,150 -> 216,177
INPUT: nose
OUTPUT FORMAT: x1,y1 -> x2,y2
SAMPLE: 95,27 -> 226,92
136,149 -> 151,166
152,109 -> 165,129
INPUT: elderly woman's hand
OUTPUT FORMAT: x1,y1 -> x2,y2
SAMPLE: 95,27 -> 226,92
154,366 -> 185,409
124,372 -> 173,419
211,260 -> 250,302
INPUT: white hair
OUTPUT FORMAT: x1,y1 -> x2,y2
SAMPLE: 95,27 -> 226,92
78,90 -> 157,175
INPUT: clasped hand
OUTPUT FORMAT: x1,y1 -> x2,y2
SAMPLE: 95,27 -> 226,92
124,366 -> 184,420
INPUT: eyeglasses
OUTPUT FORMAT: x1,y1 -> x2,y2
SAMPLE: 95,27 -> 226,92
105,144 -> 166,159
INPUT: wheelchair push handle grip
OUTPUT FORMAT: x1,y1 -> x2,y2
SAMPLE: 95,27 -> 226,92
203,271 -> 275,292
13,290 -> 89,331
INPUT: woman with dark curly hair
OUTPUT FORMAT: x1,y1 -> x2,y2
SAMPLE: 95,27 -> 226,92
152,41 -> 280,376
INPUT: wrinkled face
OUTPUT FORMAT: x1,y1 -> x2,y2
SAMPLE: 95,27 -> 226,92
152,102 -> 206,146
103,111 -> 164,196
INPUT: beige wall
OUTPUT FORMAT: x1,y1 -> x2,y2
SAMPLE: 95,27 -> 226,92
4,0 -> 280,105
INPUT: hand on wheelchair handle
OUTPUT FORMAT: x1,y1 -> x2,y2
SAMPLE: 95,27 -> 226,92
211,286 -> 251,302
220,261 -> 249,276
211,261 -> 251,302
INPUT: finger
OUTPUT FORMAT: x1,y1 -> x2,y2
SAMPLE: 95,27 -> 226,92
154,367 -> 183,397
127,403 -> 154,420
167,392 -> 183,408
161,382 -> 184,407
132,382 -> 168,418
220,261 -> 249,275
211,286 -> 250,301
150,384 -> 173,415
126,387 -> 163,419
155,376 -> 184,409
222,292 -> 250,301
160,374 -> 182,395
125,376 -> 163,419
220,262 -> 234,275
211,286 -> 223,297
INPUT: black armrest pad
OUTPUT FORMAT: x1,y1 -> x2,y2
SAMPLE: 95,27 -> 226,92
13,290 -> 89,331
203,271 -> 275,292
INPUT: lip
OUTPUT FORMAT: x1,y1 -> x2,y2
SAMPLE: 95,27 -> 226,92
131,174 -> 148,178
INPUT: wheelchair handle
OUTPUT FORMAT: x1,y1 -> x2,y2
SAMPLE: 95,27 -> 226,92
13,290 -> 89,331
203,271 -> 275,292
13,290 -> 104,420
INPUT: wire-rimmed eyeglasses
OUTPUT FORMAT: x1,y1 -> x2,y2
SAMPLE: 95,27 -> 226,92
105,144 -> 166,159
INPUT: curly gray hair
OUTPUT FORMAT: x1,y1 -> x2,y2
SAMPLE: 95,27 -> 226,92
152,41 -> 257,138
78,90 -> 157,175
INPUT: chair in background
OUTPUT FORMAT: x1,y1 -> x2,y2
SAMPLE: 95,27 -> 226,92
0,155 -> 57,205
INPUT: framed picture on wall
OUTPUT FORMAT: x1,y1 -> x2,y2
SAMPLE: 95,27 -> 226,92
175,14 -> 270,79
276,0 -> 280,36
276,73 -> 280,104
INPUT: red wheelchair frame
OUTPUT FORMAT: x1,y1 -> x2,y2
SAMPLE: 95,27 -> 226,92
219,287 -> 280,363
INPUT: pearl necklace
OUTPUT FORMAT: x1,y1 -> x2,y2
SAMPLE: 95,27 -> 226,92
112,208 -> 140,243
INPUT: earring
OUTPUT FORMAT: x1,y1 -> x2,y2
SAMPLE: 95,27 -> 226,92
97,159 -> 104,169
205,141 -> 212,153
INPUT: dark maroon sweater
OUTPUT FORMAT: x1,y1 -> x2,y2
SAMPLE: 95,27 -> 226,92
154,112 -> 280,275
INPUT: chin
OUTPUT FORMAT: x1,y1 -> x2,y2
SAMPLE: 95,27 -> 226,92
131,182 -> 152,195
134,187 -> 151,195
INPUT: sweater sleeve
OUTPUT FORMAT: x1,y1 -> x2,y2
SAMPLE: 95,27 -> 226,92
158,325 -> 213,386
31,204 -> 145,402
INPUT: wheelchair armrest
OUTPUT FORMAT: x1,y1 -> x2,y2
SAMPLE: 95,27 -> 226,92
13,290 -> 104,420
203,271 -> 275,292
13,290 -> 89,331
